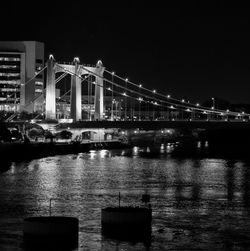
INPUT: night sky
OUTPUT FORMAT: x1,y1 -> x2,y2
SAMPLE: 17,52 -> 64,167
2,2 -> 250,104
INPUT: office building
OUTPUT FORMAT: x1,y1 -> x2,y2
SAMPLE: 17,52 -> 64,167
0,41 -> 44,112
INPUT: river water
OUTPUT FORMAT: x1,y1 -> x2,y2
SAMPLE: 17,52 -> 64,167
1,145 -> 250,250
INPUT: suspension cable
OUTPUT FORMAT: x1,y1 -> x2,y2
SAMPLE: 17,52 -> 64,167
104,69 -> 245,116
56,64 -> 249,117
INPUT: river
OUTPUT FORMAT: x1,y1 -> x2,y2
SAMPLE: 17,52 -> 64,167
1,145 -> 250,250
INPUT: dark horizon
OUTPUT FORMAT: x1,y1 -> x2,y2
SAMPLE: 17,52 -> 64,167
2,3 -> 250,104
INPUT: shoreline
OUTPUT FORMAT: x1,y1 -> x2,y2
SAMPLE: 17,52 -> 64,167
0,140 -> 129,163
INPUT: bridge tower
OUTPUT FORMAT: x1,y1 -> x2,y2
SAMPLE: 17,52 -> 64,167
45,57 -> 105,122
70,57 -> 82,122
94,60 -> 105,121
45,55 -> 56,120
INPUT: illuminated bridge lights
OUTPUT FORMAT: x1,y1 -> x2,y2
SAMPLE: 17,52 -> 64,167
6,56 -> 250,123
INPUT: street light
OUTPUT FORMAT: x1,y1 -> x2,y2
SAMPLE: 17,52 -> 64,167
139,84 -> 142,120
212,97 -> 215,109
153,90 -> 156,120
115,100 -> 119,120
125,78 -> 128,120
111,72 -> 115,121
194,103 -> 199,120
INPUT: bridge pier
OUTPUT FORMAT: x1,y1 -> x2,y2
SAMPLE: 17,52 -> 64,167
45,55 -> 56,120
70,58 -> 82,122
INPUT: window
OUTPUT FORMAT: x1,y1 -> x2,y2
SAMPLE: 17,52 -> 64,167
0,73 -> 20,77
0,65 -> 17,69
36,65 -> 42,71
35,81 -> 43,86
0,57 -> 20,61
36,59 -> 43,64
0,80 -> 21,85
0,88 -> 19,92
36,74 -> 43,79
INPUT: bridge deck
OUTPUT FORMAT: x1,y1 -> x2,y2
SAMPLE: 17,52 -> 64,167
55,120 -> 250,130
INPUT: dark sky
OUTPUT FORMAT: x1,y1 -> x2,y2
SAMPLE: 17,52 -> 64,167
2,2 -> 250,104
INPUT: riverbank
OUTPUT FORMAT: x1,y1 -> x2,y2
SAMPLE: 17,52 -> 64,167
0,140 -> 129,162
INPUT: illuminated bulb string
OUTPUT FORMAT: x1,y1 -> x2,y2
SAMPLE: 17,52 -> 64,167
104,69 -> 248,116
77,65 -> 229,115
101,72 -> 249,116
56,64 -> 205,113
56,64 -> 249,117
58,69 -> 235,117
65,64 -> 249,117
104,86 -> 235,117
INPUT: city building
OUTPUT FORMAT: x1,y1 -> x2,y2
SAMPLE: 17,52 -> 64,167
0,41 -> 44,113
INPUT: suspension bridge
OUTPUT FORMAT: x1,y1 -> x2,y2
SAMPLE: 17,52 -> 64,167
4,55 -> 250,132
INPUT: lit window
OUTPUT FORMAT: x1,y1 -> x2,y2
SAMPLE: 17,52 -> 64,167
0,65 -> 17,69
35,81 -> 43,86
0,57 -> 20,61
0,88 -> 19,92
0,80 -> 21,84
0,73 -> 20,77
36,66 -> 42,71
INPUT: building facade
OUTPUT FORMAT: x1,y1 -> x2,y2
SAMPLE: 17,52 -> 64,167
0,41 -> 44,113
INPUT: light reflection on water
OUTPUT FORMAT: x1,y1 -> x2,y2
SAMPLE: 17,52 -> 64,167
1,147 -> 250,250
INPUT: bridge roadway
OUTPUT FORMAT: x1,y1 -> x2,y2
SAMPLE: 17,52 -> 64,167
57,120 -> 250,131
